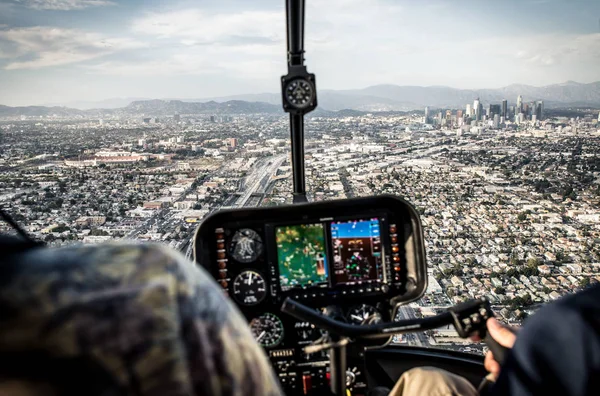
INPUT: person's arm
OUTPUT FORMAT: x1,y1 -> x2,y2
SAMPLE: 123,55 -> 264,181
483,318 -> 517,380
487,284 -> 600,396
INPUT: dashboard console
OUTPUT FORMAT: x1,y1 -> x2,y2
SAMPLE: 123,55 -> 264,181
194,195 -> 427,395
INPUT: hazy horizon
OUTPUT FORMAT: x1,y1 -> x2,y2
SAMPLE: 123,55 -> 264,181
1,0 -> 600,106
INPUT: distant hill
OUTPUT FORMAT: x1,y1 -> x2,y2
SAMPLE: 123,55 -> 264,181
0,105 -> 86,117
200,81 -> 600,111
41,97 -> 150,110
0,100 -> 281,118
2,81 -> 600,117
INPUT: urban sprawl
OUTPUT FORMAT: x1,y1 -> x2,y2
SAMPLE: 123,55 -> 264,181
2,96 -> 600,353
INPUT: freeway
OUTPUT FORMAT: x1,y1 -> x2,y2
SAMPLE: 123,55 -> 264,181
235,155 -> 287,206
183,154 -> 288,260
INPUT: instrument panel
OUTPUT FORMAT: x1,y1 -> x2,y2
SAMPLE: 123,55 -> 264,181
194,196 -> 427,395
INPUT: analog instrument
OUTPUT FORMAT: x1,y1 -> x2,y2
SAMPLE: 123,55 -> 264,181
250,313 -> 284,348
285,79 -> 314,109
229,228 -> 263,263
295,321 -> 320,344
232,270 -> 266,306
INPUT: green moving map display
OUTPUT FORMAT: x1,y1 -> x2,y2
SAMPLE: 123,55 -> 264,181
276,223 -> 328,291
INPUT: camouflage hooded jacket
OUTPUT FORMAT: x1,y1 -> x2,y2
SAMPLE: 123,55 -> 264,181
0,241 -> 283,396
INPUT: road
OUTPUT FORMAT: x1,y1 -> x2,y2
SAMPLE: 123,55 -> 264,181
395,305 -> 430,347
235,155 -> 287,207
182,154 -> 287,259
123,179 -> 200,240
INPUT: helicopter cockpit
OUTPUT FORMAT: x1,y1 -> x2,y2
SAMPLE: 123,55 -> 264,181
192,2 -> 505,395
0,1 -> 520,396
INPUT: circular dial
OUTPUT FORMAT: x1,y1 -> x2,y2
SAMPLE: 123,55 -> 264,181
347,304 -> 382,325
232,270 -> 266,306
250,313 -> 284,348
229,228 -> 263,263
295,321 -> 320,343
285,79 -> 314,109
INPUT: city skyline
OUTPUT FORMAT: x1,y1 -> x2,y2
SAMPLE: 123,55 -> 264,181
1,0 -> 600,106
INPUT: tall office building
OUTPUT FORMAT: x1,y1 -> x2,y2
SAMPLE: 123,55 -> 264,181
536,101 -> 544,121
490,104 -> 501,116
493,114 -> 500,128
486,104 -> 492,118
424,106 -> 430,123
501,99 -> 507,118
466,104 -> 472,117
474,98 -> 481,121
516,95 -> 523,114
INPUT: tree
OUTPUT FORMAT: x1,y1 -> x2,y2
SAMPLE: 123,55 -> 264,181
579,278 -> 591,289
494,286 -> 506,295
527,257 -> 539,268
517,212 -> 527,221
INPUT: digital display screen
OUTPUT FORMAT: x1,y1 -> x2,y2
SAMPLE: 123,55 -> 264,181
330,218 -> 383,285
276,223 -> 328,291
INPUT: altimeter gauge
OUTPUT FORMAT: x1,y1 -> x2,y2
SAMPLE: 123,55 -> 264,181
232,270 -> 267,306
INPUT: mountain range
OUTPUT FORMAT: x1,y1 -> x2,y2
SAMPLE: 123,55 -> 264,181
199,81 -> 600,111
2,81 -> 600,117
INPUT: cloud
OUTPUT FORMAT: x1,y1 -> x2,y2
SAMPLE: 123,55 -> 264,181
132,9 -> 283,44
0,27 -> 144,69
11,0 -> 115,11
115,1 -> 404,80
484,33 -> 600,68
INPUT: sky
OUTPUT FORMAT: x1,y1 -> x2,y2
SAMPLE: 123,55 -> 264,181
0,0 -> 599,106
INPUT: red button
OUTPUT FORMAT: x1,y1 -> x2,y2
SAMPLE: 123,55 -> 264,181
326,372 -> 331,385
302,374 -> 312,395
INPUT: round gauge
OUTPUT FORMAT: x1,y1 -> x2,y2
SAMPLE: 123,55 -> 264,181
285,78 -> 314,109
229,228 -> 263,263
347,304 -> 382,325
295,321 -> 320,343
233,270 -> 267,306
250,313 -> 284,348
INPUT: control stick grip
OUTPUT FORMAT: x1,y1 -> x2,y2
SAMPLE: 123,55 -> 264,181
483,332 -> 508,365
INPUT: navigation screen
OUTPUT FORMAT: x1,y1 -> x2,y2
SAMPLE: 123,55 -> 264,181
276,223 -> 328,291
330,218 -> 382,285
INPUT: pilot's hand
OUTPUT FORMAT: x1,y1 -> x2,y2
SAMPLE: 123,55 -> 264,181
484,318 -> 517,380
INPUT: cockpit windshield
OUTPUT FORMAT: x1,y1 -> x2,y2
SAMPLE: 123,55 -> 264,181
1,0 -> 599,356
